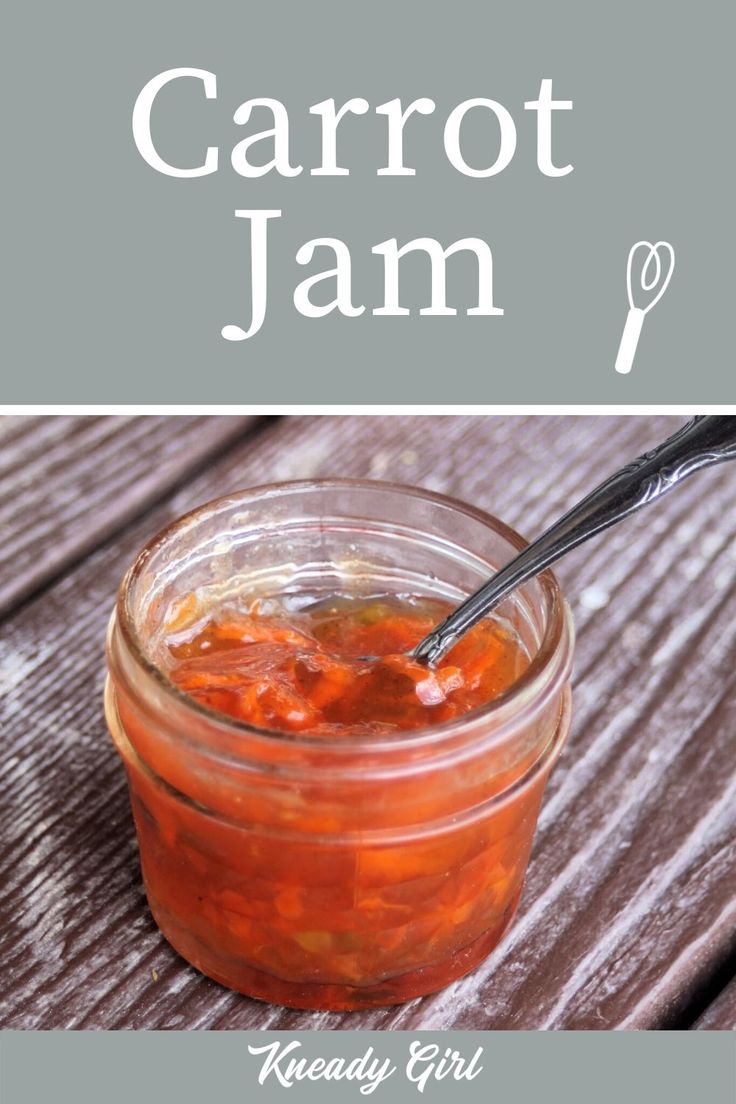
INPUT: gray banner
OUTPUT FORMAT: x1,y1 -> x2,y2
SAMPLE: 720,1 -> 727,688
3,0 -> 734,403
2,1031 -> 735,1103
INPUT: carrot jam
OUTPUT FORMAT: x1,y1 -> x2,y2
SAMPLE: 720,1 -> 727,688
166,595 -> 529,735
112,593 -> 564,1010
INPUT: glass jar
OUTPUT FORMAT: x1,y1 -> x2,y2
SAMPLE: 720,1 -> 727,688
105,480 -> 574,1010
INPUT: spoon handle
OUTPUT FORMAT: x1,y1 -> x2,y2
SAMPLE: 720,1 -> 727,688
414,416 -> 736,665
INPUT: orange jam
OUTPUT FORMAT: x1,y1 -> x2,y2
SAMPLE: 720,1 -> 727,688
165,594 -> 530,735
108,587 -> 571,1011
106,483 -> 574,1010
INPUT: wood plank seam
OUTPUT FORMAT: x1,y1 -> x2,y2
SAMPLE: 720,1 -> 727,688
0,415 -> 276,624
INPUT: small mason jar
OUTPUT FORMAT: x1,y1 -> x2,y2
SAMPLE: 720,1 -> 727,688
105,480 -> 573,1010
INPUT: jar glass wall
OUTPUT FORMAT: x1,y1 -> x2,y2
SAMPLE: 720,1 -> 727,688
105,480 -> 574,1010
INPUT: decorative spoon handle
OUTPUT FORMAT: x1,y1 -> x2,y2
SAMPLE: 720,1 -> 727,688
414,416 -> 736,666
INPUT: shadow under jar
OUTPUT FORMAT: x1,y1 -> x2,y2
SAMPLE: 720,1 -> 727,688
105,480 -> 574,1010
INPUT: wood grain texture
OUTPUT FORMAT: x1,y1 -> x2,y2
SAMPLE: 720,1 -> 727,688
0,414 -> 257,616
1,414 -> 735,1030
693,977 -> 736,1030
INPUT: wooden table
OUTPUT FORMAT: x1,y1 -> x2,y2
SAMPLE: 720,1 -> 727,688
1,414 -> 735,1030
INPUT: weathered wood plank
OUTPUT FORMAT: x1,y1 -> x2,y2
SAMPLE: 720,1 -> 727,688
1,414 -> 735,1030
0,414 -> 258,616
693,977 -> 736,1030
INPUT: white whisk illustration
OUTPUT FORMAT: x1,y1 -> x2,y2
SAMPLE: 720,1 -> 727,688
615,240 -> 675,375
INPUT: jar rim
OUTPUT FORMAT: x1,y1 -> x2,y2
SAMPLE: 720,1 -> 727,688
115,478 -> 574,753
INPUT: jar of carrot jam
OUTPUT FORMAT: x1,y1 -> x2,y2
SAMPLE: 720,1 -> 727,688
105,480 -> 573,1010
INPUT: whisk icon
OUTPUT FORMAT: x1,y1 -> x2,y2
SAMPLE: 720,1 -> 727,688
615,240 -> 675,375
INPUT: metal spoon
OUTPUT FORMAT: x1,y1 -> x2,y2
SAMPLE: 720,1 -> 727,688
412,415 -> 736,667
